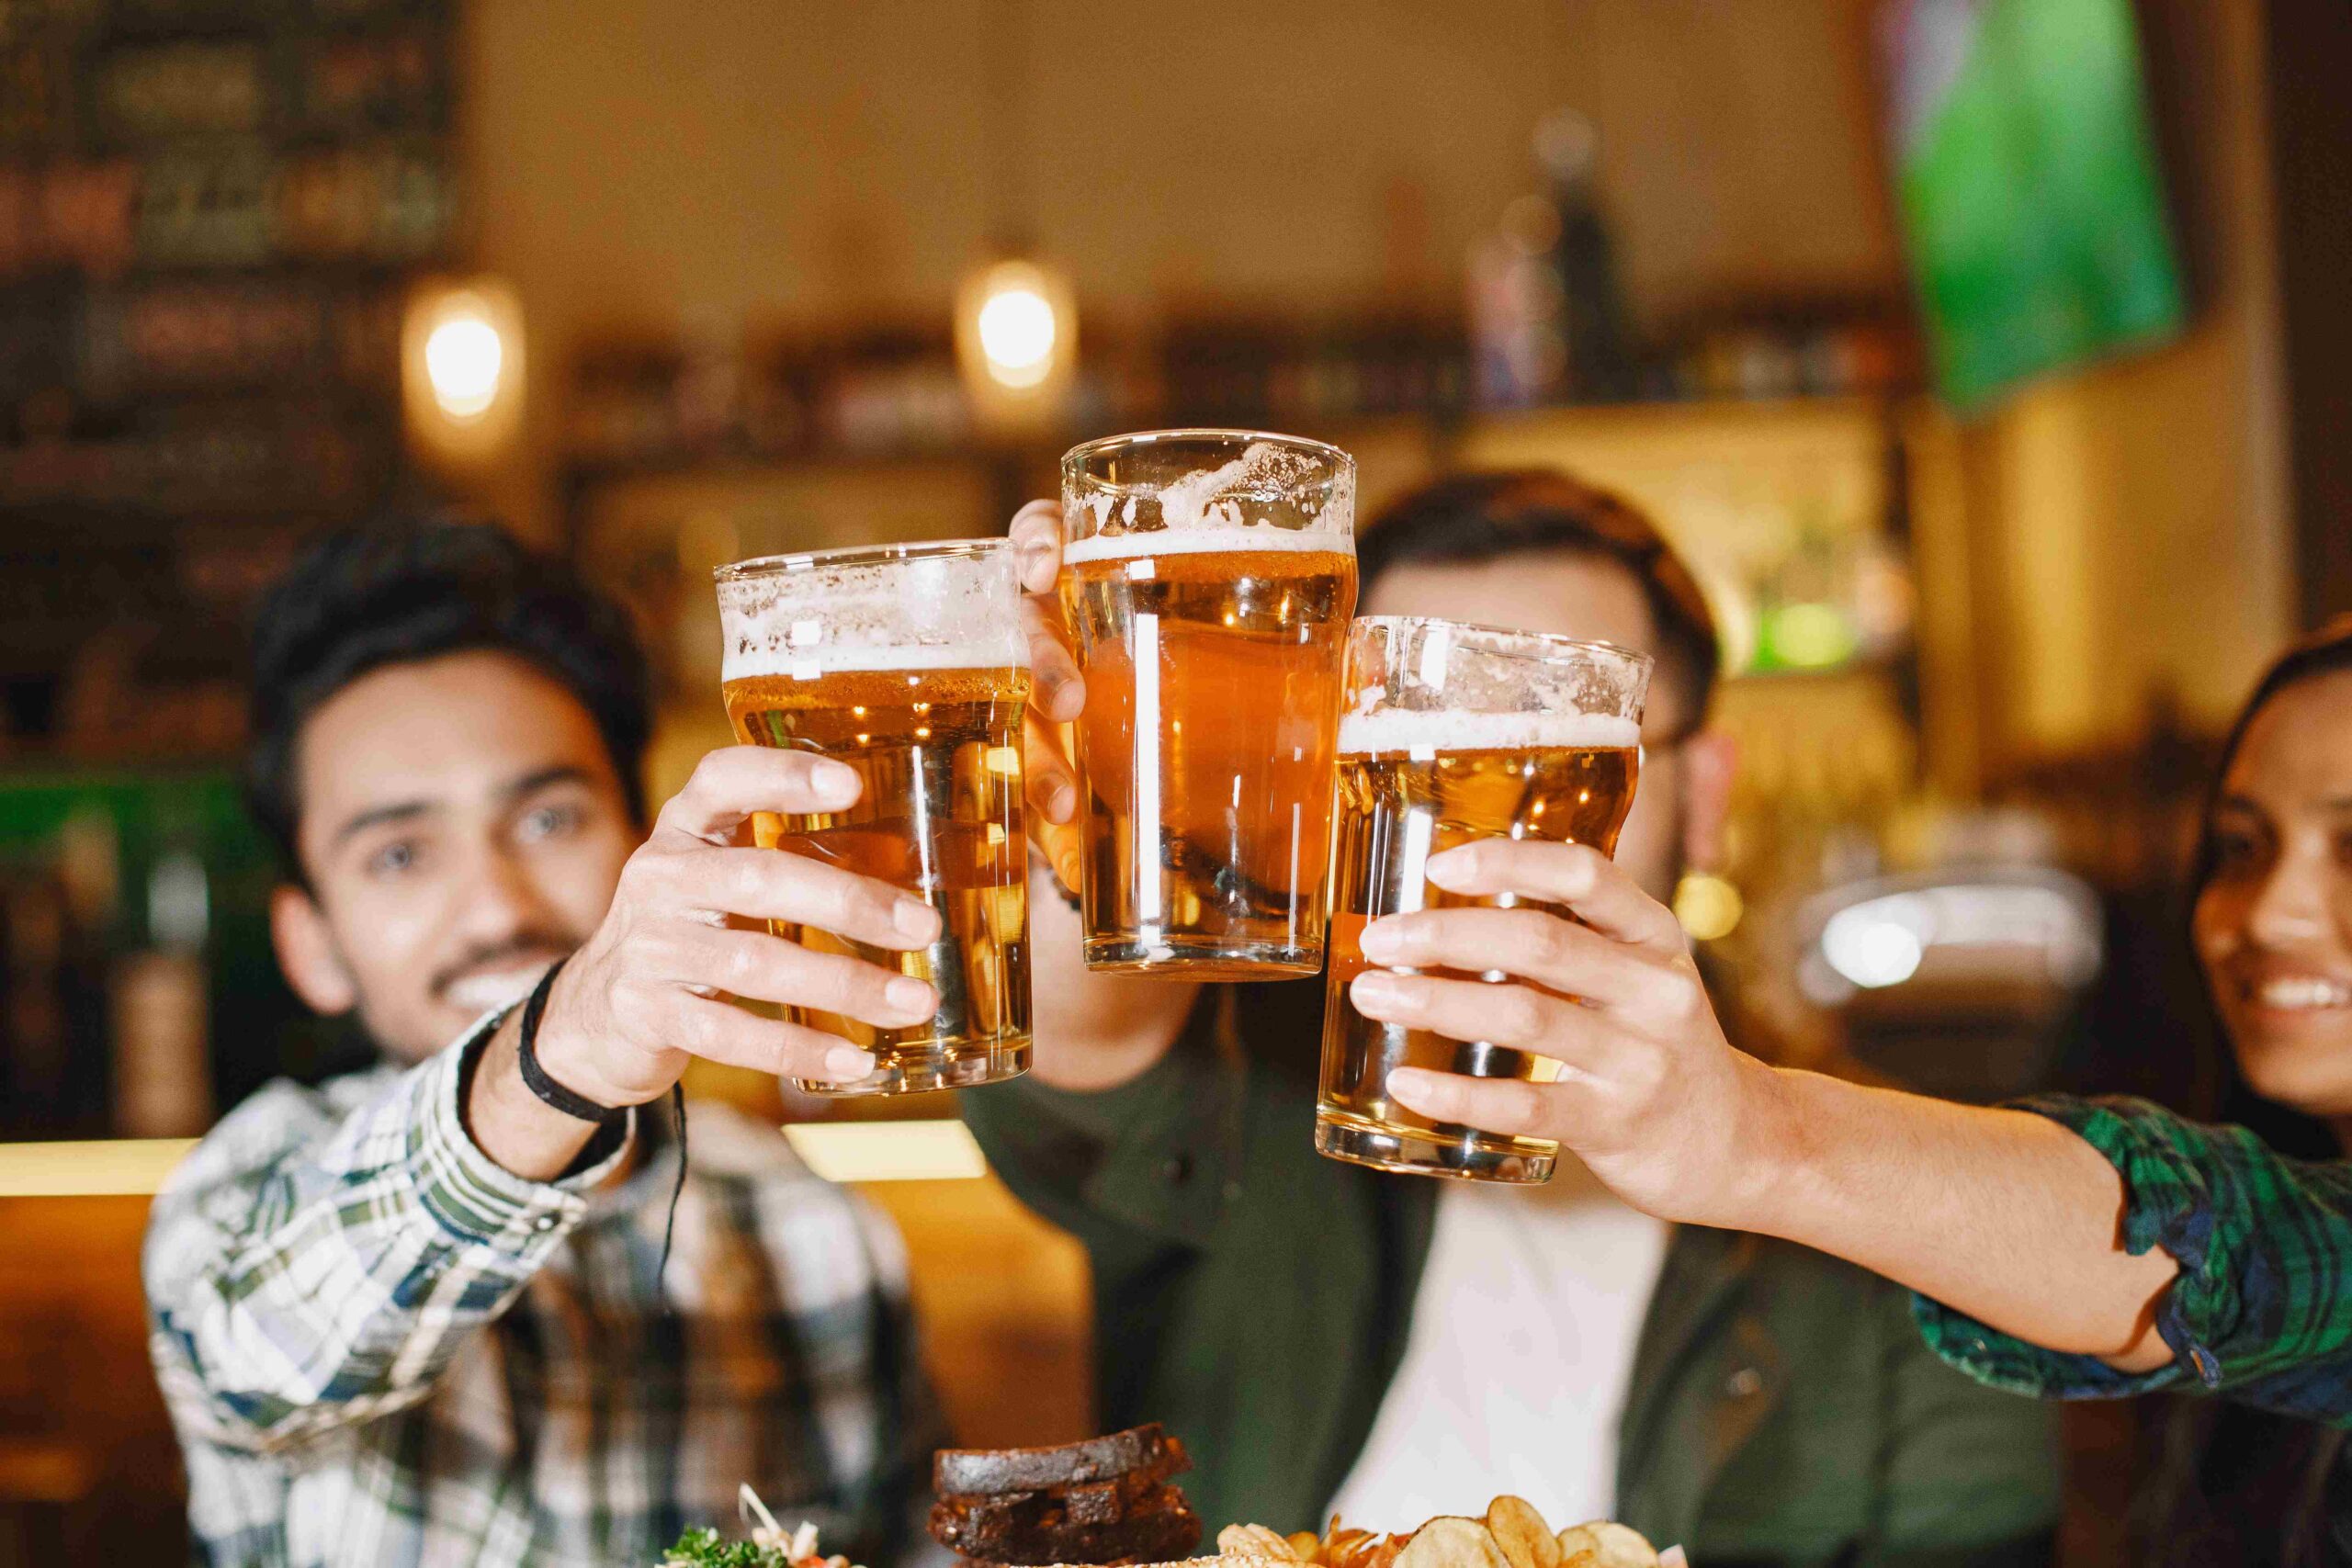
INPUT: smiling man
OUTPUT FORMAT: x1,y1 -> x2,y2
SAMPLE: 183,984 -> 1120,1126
141,521 -> 998,1568
977,473 -> 2064,1565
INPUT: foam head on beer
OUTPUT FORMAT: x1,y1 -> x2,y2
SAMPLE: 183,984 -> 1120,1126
1061,435 -> 1357,564
713,540 -> 1035,1097
717,543 -> 1032,683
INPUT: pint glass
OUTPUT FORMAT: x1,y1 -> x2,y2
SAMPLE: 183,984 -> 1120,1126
714,540 -> 1032,1095
1059,430 -> 1357,977
1316,616 -> 1651,1181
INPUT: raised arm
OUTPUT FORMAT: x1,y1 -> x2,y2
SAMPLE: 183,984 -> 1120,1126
1355,838 -> 2352,1399
146,745 -> 965,1450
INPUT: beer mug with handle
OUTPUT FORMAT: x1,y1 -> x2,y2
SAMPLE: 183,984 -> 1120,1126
1317,615 -> 1650,1181
1059,430 -> 1357,978
715,540 -> 1032,1095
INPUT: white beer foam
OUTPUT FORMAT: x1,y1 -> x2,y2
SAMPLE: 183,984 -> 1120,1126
718,548 -> 1027,683
1067,438 -> 1354,565
722,637 -> 1030,683
1338,708 -> 1640,755
1062,525 -> 1354,566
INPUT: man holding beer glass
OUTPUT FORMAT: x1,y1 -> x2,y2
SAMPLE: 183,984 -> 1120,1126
145,520 -> 1084,1565
977,470 -> 2061,1561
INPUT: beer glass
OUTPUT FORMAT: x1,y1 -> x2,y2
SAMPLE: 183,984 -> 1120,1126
1060,430 -> 1357,977
1317,616 -> 1651,1181
715,540 -> 1032,1095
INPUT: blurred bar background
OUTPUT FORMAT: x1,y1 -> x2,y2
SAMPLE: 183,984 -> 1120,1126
0,0 -> 2346,1560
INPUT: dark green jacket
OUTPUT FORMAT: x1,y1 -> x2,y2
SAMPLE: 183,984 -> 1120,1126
963,994 -> 2062,1567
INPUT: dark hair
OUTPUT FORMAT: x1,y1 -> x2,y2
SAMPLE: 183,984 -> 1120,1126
2187,614 -> 2352,1157
1356,470 -> 1721,737
245,517 -> 653,877
2143,615 -> 2352,1566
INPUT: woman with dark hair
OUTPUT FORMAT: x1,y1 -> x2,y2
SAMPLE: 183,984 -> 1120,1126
2132,618 -> 2352,1562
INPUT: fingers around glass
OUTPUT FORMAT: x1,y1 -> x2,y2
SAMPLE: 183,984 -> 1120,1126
659,746 -> 863,841
1023,711 -> 1079,826
1357,906 -> 1658,1009
650,845 -> 940,949
671,990 -> 878,1084
681,925 -> 938,1027
1385,1066 -> 1554,1140
1009,499 -> 1064,594
1423,839 -> 1685,953
1020,596 -> 1084,723
1347,970 -> 1599,1059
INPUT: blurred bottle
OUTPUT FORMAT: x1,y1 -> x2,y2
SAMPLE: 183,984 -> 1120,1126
1469,109 -> 1637,407
0,808 -> 117,1136
111,838 -> 214,1138
1467,197 -> 1564,406
1534,109 -> 1636,401
3,866 -> 74,1134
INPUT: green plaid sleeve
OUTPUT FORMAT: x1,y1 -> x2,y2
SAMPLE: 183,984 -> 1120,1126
1913,1095 -> 2352,1425
144,1010 -> 635,1452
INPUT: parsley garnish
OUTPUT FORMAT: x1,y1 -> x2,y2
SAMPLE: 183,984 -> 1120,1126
662,1526 -> 789,1568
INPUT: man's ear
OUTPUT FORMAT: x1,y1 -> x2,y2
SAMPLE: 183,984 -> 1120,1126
1677,728 -> 1738,873
271,883 -> 358,1016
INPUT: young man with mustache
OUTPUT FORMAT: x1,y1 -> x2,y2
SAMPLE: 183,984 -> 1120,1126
143,520 -> 1077,1568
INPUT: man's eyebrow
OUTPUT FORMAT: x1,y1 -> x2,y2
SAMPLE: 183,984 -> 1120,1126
500,764 -> 598,806
330,799 -> 435,850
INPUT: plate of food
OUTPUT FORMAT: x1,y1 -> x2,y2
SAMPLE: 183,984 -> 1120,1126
662,1427 -> 1685,1568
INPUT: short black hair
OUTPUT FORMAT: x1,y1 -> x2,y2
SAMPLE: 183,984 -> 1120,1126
245,517 -> 652,877
1357,469 -> 1722,738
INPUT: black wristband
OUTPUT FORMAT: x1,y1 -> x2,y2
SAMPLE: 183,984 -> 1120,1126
516,958 -> 624,1124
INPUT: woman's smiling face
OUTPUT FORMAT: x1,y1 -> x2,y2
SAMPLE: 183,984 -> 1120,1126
2193,669 -> 2352,1125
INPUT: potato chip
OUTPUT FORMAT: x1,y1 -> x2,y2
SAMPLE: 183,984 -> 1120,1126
1484,1496 -> 1561,1568
1395,1517 -> 1511,1568
1220,1523 -> 1302,1561
1290,1533 -> 1325,1561
1554,1523 -> 1657,1568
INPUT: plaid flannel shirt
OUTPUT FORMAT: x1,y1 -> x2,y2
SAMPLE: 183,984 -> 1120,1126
144,1010 -> 944,1568
1914,1094 -> 2352,1425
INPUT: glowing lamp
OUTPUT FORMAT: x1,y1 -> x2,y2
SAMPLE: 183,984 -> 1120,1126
402,277 -> 525,465
956,257 -> 1075,430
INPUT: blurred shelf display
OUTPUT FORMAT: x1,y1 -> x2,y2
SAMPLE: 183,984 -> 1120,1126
556,307 -> 1920,488
0,0 -> 458,760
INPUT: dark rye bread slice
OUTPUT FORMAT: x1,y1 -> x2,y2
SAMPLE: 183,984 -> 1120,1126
934,1425 -> 1190,1498
930,1482 -> 1199,1562
933,1471 -> 1165,1536
936,1495 -> 1203,1568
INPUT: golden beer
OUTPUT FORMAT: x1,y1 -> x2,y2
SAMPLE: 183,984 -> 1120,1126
1061,432 -> 1357,977
1314,619 -> 1651,1181
715,542 -> 1033,1096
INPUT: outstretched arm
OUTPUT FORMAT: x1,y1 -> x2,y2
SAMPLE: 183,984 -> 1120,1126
1357,838 -> 2200,1375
